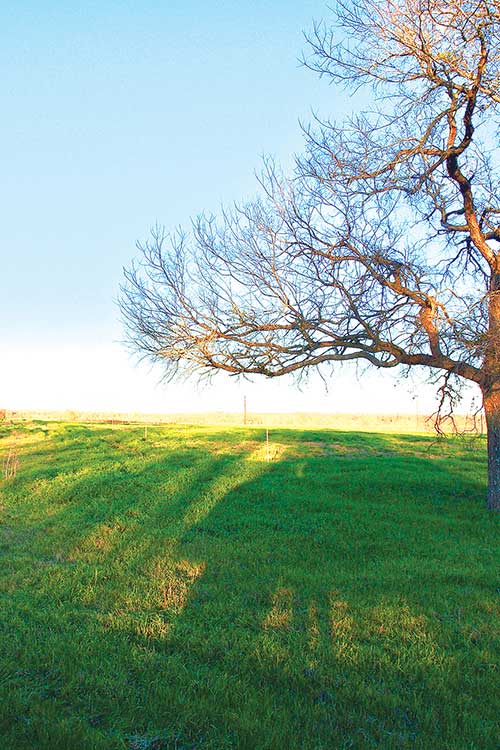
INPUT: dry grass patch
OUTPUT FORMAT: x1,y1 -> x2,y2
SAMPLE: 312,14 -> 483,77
160,559 -> 206,612
263,587 -> 294,630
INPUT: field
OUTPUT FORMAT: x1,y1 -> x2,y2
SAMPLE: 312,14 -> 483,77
0,422 -> 498,750
1,409 -> 485,433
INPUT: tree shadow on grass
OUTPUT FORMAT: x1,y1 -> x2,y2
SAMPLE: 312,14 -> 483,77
1,427 -> 498,750
133,443 -> 496,750
1,429 -> 266,748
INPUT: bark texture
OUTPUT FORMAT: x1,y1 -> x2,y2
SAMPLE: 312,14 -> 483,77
483,388 -> 500,511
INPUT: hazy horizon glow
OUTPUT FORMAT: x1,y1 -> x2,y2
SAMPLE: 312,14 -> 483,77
1,342 -> 479,416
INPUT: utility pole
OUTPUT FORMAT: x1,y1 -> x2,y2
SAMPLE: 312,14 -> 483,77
243,395 -> 247,426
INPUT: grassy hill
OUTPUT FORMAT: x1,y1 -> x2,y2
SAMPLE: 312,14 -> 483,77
0,422 -> 498,749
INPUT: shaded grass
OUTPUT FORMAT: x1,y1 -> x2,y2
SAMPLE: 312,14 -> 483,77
0,422 -> 498,749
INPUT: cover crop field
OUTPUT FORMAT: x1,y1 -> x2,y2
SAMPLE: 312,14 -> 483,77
0,422 -> 498,749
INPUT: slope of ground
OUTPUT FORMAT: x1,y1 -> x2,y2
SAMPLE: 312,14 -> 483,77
0,422 -> 498,749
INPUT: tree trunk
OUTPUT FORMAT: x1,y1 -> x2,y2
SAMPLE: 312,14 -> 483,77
483,388 -> 500,511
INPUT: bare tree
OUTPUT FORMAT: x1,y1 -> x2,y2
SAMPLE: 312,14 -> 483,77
121,0 -> 500,510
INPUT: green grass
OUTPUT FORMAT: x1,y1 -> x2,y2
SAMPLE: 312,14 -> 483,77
0,421 -> 498,750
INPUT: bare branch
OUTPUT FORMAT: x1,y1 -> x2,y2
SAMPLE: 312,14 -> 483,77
121,0 -> 500,508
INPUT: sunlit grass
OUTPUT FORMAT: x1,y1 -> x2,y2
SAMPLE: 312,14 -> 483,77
0,422 -> 498,749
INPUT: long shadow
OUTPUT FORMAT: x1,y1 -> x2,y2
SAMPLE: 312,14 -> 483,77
114,434 -> 495,749
1,424 -> 268,748
1,425 -> 497,749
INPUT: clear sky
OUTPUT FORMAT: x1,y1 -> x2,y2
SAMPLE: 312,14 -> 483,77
0,0 -> 478,415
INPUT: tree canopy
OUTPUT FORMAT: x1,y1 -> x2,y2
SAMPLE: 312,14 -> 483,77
121,0 -> 500,509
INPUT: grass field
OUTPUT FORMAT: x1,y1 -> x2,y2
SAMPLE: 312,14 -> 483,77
2,409 -> 485,433
0,422 -> 498,750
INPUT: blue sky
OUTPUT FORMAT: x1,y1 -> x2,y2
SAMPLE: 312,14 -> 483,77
0,0 -> 468,414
